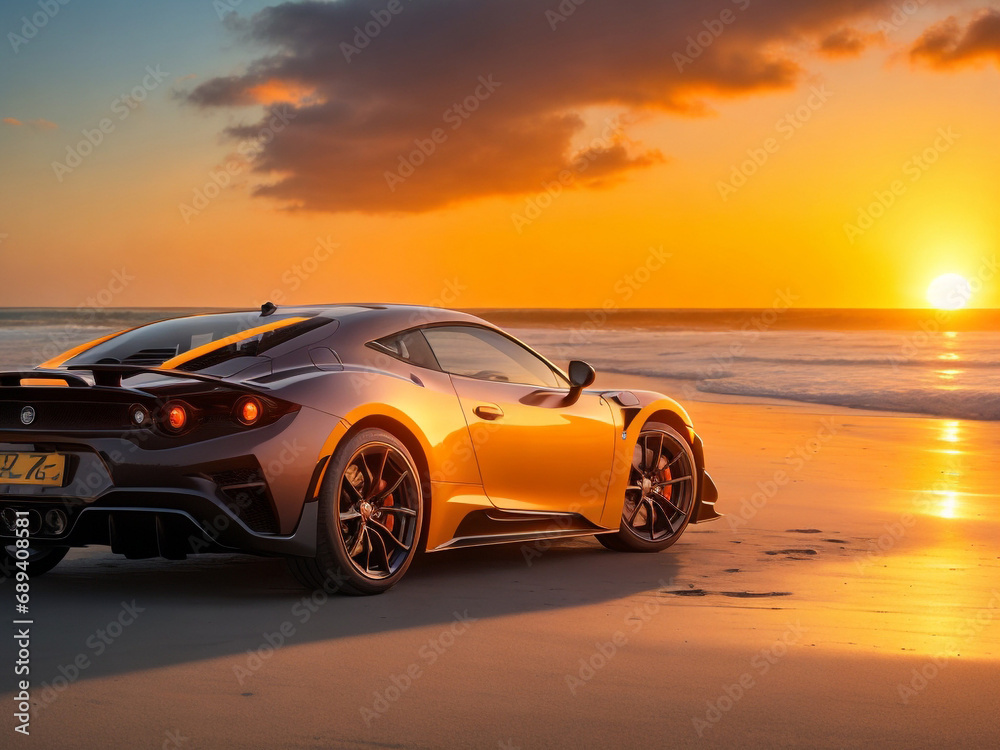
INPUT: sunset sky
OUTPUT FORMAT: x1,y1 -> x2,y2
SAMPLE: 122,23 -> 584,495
1,0 -> 998,309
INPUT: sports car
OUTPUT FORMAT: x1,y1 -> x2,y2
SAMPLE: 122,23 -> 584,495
0,304 -> 720,594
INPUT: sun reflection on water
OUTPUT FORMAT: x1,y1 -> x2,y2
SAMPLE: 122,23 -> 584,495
918,421 -> 967,518
939,421 -> 961,443
933,490 -> 959,519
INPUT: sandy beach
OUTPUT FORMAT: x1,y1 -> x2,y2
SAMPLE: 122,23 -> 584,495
4,0 -> 999,742
5,372 -> 997,749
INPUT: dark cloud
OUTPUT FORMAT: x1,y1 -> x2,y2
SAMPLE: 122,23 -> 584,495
818,27 -> 880,57
185,0 -> 897,214
910,9 -> 1000,69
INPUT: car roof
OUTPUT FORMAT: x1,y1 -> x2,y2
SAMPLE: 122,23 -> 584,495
236,304 -> 495,338
207,302 -> 502,343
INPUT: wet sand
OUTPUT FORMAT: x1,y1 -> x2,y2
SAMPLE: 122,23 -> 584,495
3,386 -> 998,748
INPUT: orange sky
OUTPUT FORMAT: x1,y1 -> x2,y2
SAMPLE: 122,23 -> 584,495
0,0 -> 998,310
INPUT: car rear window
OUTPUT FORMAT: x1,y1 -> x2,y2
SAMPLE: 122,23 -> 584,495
63,312 -> 331,370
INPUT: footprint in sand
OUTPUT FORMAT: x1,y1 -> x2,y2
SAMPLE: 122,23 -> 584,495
667,589 -> 792,598
765,549 -> 817,556
721,591 -> 793,598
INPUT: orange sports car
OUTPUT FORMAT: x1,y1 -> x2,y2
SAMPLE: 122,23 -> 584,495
0,304 -> 720,594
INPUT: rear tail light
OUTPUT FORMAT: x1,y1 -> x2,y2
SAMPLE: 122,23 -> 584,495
139,393 -> 295,436
163,402 -> 190,433
236,396 -> 262,426
130,404 -> 150,427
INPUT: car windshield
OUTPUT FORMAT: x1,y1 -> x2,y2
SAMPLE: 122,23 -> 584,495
62,311 -> 332,370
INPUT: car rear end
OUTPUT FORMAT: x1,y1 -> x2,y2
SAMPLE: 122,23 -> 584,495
0,363 -> 328,564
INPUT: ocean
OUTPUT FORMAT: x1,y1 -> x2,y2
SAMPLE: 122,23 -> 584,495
1,307 -> 997,421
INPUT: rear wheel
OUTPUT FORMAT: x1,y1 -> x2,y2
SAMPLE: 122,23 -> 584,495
1,544 -> 69,578
287,428 -> 423,595
598,423 -> 696,552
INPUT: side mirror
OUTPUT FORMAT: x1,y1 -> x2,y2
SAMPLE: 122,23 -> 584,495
568,360 -> 596,391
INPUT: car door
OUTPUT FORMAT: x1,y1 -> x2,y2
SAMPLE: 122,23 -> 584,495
420,325 -> 616,521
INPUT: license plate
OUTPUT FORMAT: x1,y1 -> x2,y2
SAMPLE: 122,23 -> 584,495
0,452 -> 67,487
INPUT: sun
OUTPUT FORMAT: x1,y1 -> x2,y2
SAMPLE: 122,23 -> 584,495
926,273 -> 972,310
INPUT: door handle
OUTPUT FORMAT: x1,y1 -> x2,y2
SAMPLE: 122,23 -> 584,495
473,403 -> 504,420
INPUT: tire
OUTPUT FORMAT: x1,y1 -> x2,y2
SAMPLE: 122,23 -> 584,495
1,544 -> 69,578
598,422 -> 697,553
287,428 -> 423,595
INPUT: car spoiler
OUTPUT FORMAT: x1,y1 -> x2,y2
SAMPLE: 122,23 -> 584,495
0,365 -> 257,391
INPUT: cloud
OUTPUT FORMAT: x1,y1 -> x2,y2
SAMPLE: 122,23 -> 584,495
818,27 -> 882,58
910,9 -> 1000,70
28,118 -> 58,131
184,0 -> 898,214
2,117 -> 58,131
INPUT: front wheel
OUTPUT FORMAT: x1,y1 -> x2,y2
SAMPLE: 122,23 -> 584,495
598,423 -> 696,552
287,428 -> 423,595
1,544 -> 69,577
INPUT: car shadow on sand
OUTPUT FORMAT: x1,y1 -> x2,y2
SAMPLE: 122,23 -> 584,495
9,536 -> 691,689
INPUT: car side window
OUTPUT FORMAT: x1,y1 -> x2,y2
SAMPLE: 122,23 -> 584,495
421,326 -> 565,388
372,329 -> 441,371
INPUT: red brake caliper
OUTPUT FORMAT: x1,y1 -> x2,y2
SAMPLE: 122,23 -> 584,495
658,452 -> 671,502
377,476 -> 395,532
